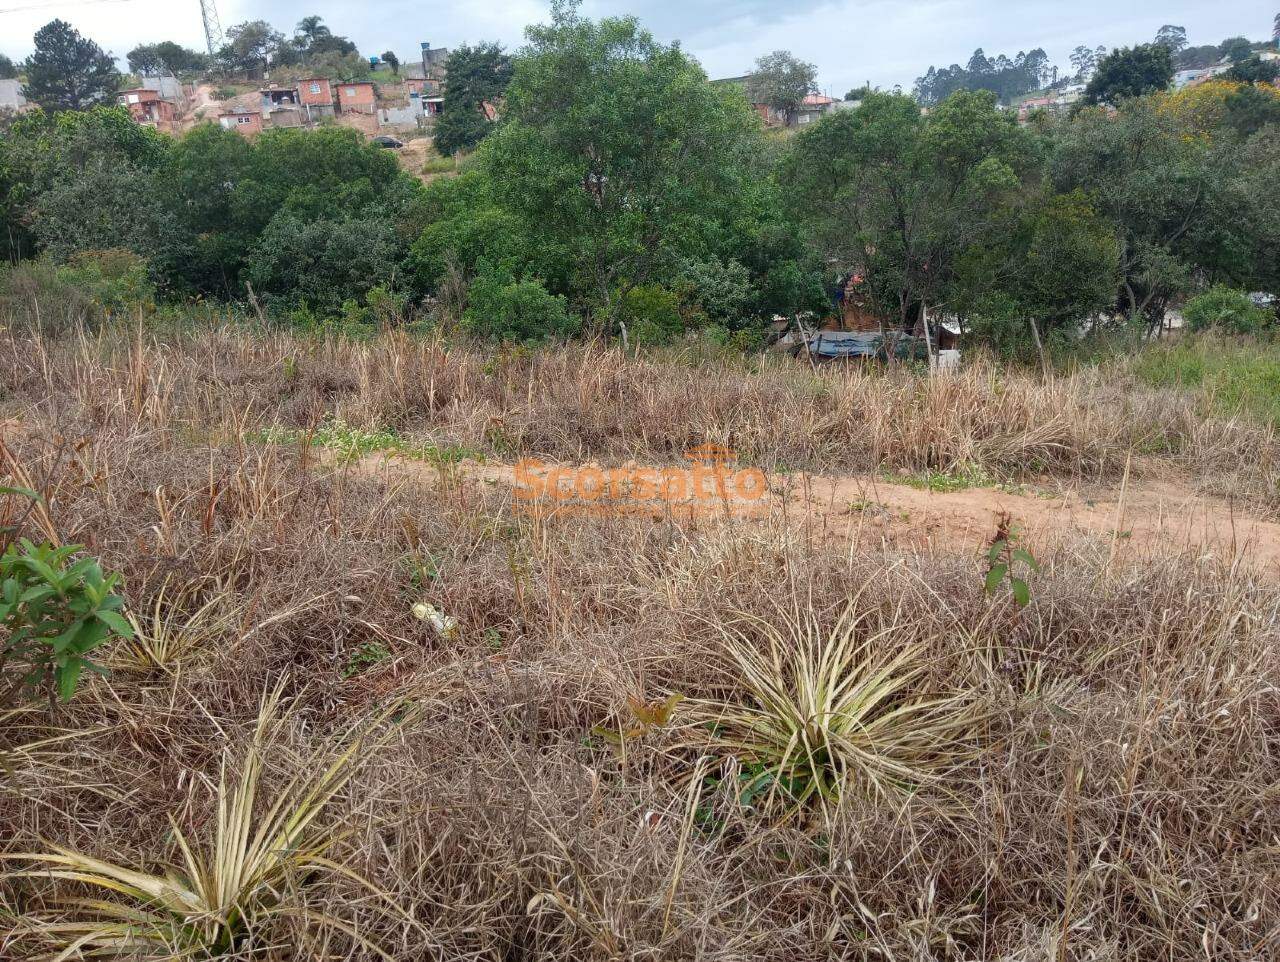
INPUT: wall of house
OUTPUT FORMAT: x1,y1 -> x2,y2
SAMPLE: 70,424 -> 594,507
219,113 -> 263,136
338,83 -> 377,113
298,79 -> 333,107
379,103 -> 424,127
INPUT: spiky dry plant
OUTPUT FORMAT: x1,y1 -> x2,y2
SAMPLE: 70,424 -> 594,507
4,683 -> 413,960
684,602 -> 983,811
115,579 -> 237,672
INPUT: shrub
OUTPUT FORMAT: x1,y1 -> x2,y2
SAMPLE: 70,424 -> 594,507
463,270 -> 577,342
619,283 -> 687,345
1182,285 -> 1273,336
1,537 -> 131,706
685,604 -> 981,812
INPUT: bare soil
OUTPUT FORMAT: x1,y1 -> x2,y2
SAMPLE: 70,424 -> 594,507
349,452 -> 1280,574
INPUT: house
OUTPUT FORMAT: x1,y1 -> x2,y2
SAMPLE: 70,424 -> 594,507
118,88 -> 178,133
138,74 -> 188,109
219,110 -> 263,136
336,81 -> 376,115
0,79 -> 28,111
420,42 -> 449,81
796,94 -> 837,125
297,78 -> 336,120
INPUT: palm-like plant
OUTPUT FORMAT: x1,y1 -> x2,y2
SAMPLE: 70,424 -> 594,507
5,684 -> 411,959
686,604 -> 981,811
115,579 -> 236,672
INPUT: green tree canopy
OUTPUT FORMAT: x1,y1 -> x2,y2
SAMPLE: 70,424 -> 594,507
22,20 -> 121,112
0,54 -> 17,80
746,50 -> 817,125
127,42 -> 208,76
784,89 -> 1033,331
1083,44 -> 1173,106
433,42 -> 513,156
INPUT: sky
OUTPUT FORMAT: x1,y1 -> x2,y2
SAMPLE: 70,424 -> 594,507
0,0 -> 1273,94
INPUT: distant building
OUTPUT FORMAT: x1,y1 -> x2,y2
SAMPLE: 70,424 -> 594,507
337,81 -> 377,115
218,110 -> 263,136
796,94 -> 837,125
118,88 -> 178,133
0,79 -> 27,111
297,78 -> 336,121
421,42 -> 450,81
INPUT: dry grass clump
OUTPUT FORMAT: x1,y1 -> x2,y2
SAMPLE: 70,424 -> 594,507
2,325 -> 1275,501
2,326 -> 1280,959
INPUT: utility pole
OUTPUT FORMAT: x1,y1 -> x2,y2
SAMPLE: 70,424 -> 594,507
199,0 -> 223,58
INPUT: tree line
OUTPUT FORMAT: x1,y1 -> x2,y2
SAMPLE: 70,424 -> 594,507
2,3 -> 1278,356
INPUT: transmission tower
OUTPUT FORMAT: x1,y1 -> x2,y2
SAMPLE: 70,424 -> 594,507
199,0 -> 223,57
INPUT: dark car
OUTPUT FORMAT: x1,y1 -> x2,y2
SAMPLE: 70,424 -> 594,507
371,136 -> 404,149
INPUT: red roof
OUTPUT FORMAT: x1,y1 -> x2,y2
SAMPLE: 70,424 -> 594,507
802,94 -> 835,106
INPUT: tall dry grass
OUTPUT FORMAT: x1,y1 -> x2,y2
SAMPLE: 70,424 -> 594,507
2,325 -> 1275,503
2,323 -> 1279,959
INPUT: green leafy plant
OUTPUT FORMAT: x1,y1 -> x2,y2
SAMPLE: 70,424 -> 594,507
685,603 -> 980,812
4,683 -> 415,958
1,537 -> 131,706
984,513 -> 1038,607
1182,285 -> 1273,337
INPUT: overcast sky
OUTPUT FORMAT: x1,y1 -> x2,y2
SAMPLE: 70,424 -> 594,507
0,0 -> 1272,93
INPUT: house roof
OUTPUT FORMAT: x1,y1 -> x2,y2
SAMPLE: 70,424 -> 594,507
802,94 -> 836,106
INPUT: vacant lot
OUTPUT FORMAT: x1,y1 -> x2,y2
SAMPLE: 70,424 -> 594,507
3,325 -> 1279,960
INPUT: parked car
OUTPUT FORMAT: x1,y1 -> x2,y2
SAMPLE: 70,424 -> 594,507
371,135 -> 404,149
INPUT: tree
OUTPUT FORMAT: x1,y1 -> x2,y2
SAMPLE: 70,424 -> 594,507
784,89 -> 1033,340
1050,96 -> 1258,328
219,20 -> 284,76
433,42 -> 512,156
1154,25 -> 1188,54
0,54 -> 17,80
1069,45 -> 1097,80
951,190 -> 1120,362
1082,44 -> 1173,106
418,1 -> 796,339
746,50 -> 817,126
128,42 -> 208,76
1219,36 -> 1254,63
1225,55 -> 1280,85
292,16 -> 355,59
381,50 -> 400,73
844,84 -> 873,101
22,20 -> 120,112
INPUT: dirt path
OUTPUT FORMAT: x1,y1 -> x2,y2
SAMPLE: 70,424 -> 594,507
349,454 -> 1280,575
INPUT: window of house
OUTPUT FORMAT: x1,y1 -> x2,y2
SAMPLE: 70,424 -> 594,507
310,83 -> 321,94
127,94 -> 139,104
346,87 -> 357,97
238,116 -> 252,125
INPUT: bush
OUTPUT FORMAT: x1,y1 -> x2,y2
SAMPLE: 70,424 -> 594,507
0,252 -> 154,333
463,271 -> 577,342
619,284 -> 687,345
1182,285 -> 1273,336
1,536 -> 131,706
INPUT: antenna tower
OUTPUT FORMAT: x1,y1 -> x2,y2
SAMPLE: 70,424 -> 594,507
199,0 -> 223,58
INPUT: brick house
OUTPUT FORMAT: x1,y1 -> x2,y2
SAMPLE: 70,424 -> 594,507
298,78 -> 336,120
336,81 -> 377,114
219,110 -> 264,136
118,88 -> 178,133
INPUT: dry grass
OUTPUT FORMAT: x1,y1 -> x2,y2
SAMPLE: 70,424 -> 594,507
2,322 -> 1280,959
2,325 -> 1276,501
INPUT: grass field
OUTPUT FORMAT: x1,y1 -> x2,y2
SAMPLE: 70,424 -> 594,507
3,319 -> 1280,960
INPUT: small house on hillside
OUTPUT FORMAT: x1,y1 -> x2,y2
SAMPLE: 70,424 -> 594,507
219,110 -> 263,136
118,89 -> 178,133
337,81 -> 376,115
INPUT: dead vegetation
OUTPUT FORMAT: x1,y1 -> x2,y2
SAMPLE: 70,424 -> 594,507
3,323 -> 1280,960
